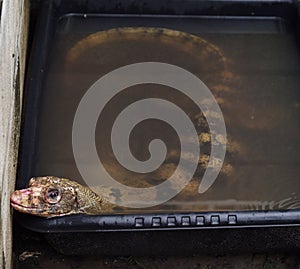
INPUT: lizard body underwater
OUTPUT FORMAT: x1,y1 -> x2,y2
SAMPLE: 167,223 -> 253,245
10,27 -> 234,218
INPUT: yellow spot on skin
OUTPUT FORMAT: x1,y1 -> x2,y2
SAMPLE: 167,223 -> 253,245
221,164 -> 233,175
215,134 -> 226,144
199,155 -> 209,167
212,85 -> 232,93
226,137 -> 242,154
216,97 -> 224,105
199,133 -> 211,143
208,157 -> 223,168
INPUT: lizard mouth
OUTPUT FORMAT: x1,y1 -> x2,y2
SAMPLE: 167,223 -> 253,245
10,199 -> 45,217
10,199 -> 38,210
10,196 -> 40,212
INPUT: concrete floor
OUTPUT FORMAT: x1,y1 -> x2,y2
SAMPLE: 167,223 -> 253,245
13,222 -> 300,269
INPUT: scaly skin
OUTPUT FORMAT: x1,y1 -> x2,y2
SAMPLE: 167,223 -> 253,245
10,176 -> 114,217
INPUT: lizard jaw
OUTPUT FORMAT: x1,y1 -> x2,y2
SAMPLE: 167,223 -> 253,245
10,188 -> 46,216
10,199 -> 43,215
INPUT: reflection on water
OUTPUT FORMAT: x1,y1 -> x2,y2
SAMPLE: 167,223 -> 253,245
34,16 -> 300,213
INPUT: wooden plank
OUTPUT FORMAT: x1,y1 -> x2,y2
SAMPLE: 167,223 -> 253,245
0,1 -> 30,268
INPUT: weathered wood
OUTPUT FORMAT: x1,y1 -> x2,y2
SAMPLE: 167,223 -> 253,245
0,1 -> 30,268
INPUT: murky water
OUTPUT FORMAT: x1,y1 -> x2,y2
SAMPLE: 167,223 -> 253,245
32,15 -> 300,212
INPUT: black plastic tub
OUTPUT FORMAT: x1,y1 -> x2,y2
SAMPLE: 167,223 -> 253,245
17,0 -> 300,255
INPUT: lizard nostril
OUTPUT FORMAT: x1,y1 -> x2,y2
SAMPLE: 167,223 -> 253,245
10,191 -> 21,204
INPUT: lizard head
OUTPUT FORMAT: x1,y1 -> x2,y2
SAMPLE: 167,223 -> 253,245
10,176 -> 104,217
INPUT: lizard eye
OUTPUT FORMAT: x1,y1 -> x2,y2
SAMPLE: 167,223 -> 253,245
45,188 -> 61,204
